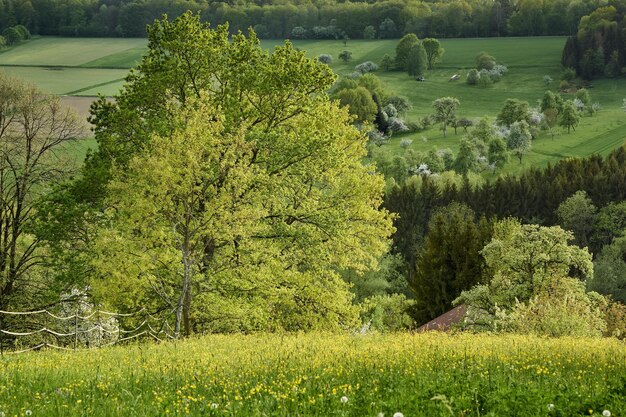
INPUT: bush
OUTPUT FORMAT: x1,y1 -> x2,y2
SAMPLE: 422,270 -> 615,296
560,67 -> 576,82
559,80 -> 570,90
14,25 -> 31,40
382,103 -> 398,118
317,54 -> 332,65
478,69 -> 492,87
338,50 -> 352,63
290,26 -> 307,39
388,117 -> 409,133
399,138 -> 413,148
360,294 -> 415,332
406,121 -> 423,133
505,280 -> 607,337
543,75 -> 553,86
383,96 -> 412,114
354,61 -> 378,74
466,69 -> 480,85
475,51 -> 496,70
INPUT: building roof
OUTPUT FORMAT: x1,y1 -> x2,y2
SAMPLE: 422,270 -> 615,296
417,304 -> 467,332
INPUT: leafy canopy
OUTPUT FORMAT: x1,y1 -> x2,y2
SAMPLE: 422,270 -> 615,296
86,12 -> 394,334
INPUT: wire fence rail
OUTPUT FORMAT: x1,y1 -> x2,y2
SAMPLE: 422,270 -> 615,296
0,307 -> 176,355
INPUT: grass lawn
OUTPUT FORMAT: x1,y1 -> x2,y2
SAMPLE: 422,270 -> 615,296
0,332 -> 624,417
0,66 -> 127,96
2,36 -> 626,175
0,37 -> 147,67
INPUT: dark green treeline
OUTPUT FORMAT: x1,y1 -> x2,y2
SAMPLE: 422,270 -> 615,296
0,0 -> 606,39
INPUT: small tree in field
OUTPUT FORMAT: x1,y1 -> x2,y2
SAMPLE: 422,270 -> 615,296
380,54 -> 393,71
339,50 -> 352,63
432,97 -> 460,138
422,38 -> 444,70
560,100 -> 580,133
507,120 -> 532,163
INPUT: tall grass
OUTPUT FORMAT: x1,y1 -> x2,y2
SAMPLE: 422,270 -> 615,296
1,333 -> 624,416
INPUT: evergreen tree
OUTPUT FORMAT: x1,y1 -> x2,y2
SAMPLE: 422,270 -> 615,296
410,203 -> 492,325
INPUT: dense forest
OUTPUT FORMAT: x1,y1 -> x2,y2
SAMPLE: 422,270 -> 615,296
0,0 -> 616,39
562,4 -> 626,78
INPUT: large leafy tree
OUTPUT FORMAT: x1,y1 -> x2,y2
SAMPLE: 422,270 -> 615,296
422,38 -> 444,70
394,33 -> 419,70
455,219 -> 604,336
65,13 -> 393,335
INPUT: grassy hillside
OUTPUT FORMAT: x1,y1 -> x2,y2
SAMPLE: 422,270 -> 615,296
1,333 -> 624,417
1,36 -> 626,175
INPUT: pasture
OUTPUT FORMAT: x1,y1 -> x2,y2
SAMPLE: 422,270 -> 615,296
1,36 -> 626,174
1,332 -> 624,417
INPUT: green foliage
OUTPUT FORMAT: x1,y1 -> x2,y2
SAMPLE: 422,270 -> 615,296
540,90 -> 562,113
592,201 -> 626,252
360,294 -> 415,332
455,219 -> 598,336
422,38 -> 444,70
410,203 -> 492,325
395,33 -> 419,70
343,253 -> 408,302
379,53 -> 393,71
336,86 -> 378,124
406,42 -> 427,77
560,67 -> 576,82
454,137 -> 481,174
556,190 -> 597,248
591,237 -> 626,303
80,13 -> 393,334
576,88 -> 592,108
560,99 -> 580,133
466,68 -> 480,85
432,96 -> 460,138
475,51 -> 496,70
505,277 -> 607,337
362,25 -> 376,40
506,120 -> 532,163
338,50 -> 352,63
605,50 -> 621,78
496,98 -> 530,126
487,136 -> 509,172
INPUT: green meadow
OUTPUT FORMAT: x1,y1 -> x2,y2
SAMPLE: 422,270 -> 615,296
1,333 -> 625,417
1,36 -> 626,174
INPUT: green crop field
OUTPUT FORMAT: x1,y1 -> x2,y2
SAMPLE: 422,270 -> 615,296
1,333 -> 624,417
1,36 -> 626,174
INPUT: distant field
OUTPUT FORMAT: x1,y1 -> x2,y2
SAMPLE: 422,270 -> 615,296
1,333 -> 624,417
1,36 -> 626,174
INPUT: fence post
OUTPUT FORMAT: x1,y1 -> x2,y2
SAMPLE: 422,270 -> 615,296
74,306 -> 78,351
0,316 -> 4,356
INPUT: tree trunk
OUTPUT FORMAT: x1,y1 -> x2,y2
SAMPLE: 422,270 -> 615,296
175,242 -> 193,339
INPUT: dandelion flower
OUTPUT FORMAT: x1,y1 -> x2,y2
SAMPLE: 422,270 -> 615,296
210,403 -> 218,409
603,411 -> 611,417
393,413 -> 404,417
340,396 -> 348,404
547,404 -> 555,411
